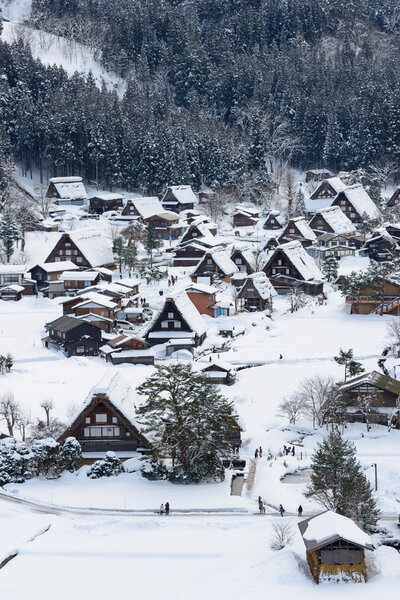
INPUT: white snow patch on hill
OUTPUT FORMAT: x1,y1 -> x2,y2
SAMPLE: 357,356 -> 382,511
1,21 -> 126,94
0,0 -> 31,21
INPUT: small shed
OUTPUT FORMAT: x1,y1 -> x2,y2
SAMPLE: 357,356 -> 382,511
0,284 -> 24,301
298,511 -> 374,584
165,338 -> 195,356
198,359 -> 236,385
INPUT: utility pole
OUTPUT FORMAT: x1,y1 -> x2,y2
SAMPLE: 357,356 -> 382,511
371,463 -> 378,491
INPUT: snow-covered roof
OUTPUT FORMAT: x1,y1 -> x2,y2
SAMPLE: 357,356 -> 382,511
0,284 -> 25,292
185,282 -> 218,295
33,261 -> 77,273
312,177 -> 347,198
117,278 -> 140,289
0,264 -> 26,275
299,511 -> 373,551
278,241 -> 323,281
165,185 -> 197,206
49,177 -> 88,200
198,359 -> 234,373
90,192 -> 124,201
306,197 -> 334,213
289,217 -> 317,241
232,247 -> 256,271
59,271 -> 99,282
76,292 -> 117,309
340,185 -> 381,220
234,205 -> 260,217
129,197 -> 164,219
242,272 -> 277,299
65,229 -> 115,267
143,290 -> 207,338
195,248 -> 238,277
313,206 -> 355,235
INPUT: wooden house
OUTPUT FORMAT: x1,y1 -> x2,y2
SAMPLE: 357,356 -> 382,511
331,185 -> 381,224
179,222 -> 216,246
44,230 -> 115,269
362,231 -> 400,262
298,511 -> 373,584
191,248 -> 238,284
262,237 -> 279,251
58,270 -> 102,291
122,197 -> 163,218
89,193 -> 124,214
338,371 -> 400,428
309,206 -> 355,236
263,241 -> 324,295
344,278 -> 400,315
0,285 -> 24,301
99,334 -> 154,365
161,185 -> 197,213
143,291 -> 207,347
279,217 -> 317,247
28,261 -> 77,289
387,187 -> 400,208
58,373 -> 151,461
232,207 -> 260,228
198,359 -> 236,385
309,177 -> 347,202
263,211 -> 285,230
385,224 -> 400,240
145,212 -> 181,240
307,234 -> 356,261
185,282 -> 217,317
305,169 -> 332,183
237,272 -> 276,311
230,247 -> 255,274
173,241 -> 209,267
43,315 -> 102,357
0,265 -> 36,296
46,176 -> 88,206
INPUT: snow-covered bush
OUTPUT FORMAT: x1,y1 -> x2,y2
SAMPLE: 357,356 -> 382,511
0,437 -> 35,486
87,451 -> 123,479
31,437 -> 62,479
270,522 -> 294,551
141,451 -> 225,484
61,437 -> 82,472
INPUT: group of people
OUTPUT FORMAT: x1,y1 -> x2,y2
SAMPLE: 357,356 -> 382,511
258,496 -> 266,514
283,445 -> 295,456
254,446 -> 263,458
168,276 -> 177,286
159,502 -> 170,515
257,499 -> 304,518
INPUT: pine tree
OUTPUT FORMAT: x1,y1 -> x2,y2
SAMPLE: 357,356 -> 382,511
322,255 -> 338,282
62,437 -> 82,472
112,236 -> 124,273
0,212 -> 20,262
293,187 -> 306,217
333,348 -> 364,381
306,430 -> 380,532
136,364 -> 237,483
144,222 -> 162,267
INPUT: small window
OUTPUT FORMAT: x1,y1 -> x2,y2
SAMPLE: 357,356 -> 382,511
168,312 -> 174,319
272,268 -> 276,274
174,321 -> 181,328
85,417 -> 90,424
350,212 -> 356,218
84,427 -> 90,437
112,417 -> 117,424
96,413 -> 107,423
207,259 -> 212,265
285,268 -> 290,275
161,321 -> 168,328
126,432 -> 131,437
278,259 -> 282,266
84,281 -> 91,286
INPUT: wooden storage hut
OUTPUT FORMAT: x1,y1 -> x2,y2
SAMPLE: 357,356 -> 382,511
298,511 -> 374,584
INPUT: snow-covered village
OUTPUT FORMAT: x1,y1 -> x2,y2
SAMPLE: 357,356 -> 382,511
0,1 -> 400,599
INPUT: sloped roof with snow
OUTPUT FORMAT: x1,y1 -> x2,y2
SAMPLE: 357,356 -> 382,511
195,247 -> 238,276
90,192 -> 124,201
340,185 -> 381,220
59,271 -> 99,282
312,177 -> 348,198
166,185 -> 197,206
34,261 -> 77,273
67,229 -> 115,267
130,197 -> 164,219
0,264 -> 26,275
289,217 -> 317,241
143,291 -> 207,338
314,206 -> 355,234
279,241 -> 323,281
49,177 -> 88,200
298,511 -> 373,551
243,272 -> 277,299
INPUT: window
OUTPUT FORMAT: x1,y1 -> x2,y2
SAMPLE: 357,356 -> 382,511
85,417 -> 90,424
272,268 -> 276,274
83,426 -> 120,437
285,268 -> 290,275
4,275 -> 19,283
112,417 -> 117,424
96,414 -> 107,423
235,258 -> 242,264
161,320 -> 168,328
168,312 -> 174,319
174,321 -> 181,328
207,259 -> 212,265
289,228 -> 295,233
101,310 -> 108,316
278,259 -> 282,266
350,212 -> 356,219
65,249 -> 72,256
84,281 -> 91,287
76,257 -> 82,263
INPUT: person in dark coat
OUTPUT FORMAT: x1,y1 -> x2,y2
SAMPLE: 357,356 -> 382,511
254,448 -> 259,458
259,446 -> 263,458
258,500 -> 264,514
297,505 -> 303,517
165,502 -> 170,515
279,504 -> 285,517
279,354 -> 283,359
292,446 -> 295,456
258,495 -> 262,504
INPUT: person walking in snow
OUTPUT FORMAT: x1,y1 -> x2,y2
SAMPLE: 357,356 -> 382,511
283,445 -> 287,455
297,505 -> 303,517
259,446 -> 263,458
258,495 -> 262,504
292,446 -> 295,456
165,502 -> 170,515
160,503 -> 165,515
255,448 -> 259,459
279,354 -> 283,359
279,504 -> 285,517
259,500 -> 264,514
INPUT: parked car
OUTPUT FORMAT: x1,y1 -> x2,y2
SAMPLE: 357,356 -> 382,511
115,319 -> 135,331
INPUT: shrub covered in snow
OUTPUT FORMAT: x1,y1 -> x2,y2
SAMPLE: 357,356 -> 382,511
31,437 -> 62,478
62,437 -> 83,472
141,450 -> 225,484
87,451 -> 124,479
0,437 -> 35,486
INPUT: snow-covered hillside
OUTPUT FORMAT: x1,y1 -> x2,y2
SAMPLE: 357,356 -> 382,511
0,0 -> 31,22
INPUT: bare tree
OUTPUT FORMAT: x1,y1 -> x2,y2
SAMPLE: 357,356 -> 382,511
0,392 -> 21,436
202,190 -> 227,225
40,398 -> 54,426
285,169 -> 295,217
270,522 -> 294,551
294,375 -> 337,429
231,285 -> 241,314
387,319 -> 400,356
277,396 -> 305,425
16,410 -> 32,442
35,185 -> 51,219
